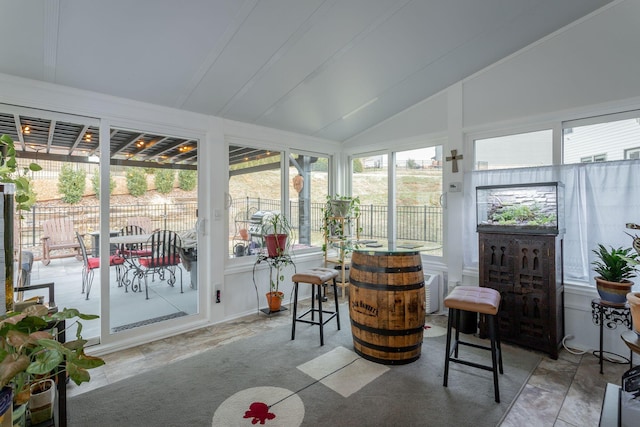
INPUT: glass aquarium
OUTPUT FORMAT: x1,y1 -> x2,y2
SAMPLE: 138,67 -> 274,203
476,182 -> 564,234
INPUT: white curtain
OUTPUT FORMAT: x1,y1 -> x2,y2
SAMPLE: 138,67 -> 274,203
463,160 -> 640,283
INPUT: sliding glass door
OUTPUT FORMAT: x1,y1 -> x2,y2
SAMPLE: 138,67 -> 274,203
108,127 -> 199,333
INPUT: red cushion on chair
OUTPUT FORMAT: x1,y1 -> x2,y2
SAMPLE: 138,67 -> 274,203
138,254 -> 180,268
87,257 -> 100,270
109,255 -> 125,265
88,255 -> 125,270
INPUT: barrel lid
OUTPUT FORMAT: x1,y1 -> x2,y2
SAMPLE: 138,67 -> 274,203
354,249 -> 421,256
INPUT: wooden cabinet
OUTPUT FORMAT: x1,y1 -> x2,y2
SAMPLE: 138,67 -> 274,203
479,232 -> 564,359
323,216 -> 358,296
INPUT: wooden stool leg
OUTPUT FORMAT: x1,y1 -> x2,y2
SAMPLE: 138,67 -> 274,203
332,278 -> 341,330
291,282 -> 299,340
488,313 -> 500,403
443,308 -> 455,387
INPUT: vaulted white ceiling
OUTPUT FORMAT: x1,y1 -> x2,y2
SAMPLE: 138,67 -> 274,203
0,0 -> 612,142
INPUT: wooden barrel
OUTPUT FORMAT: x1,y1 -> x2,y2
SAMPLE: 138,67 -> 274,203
349,250 -> 425,365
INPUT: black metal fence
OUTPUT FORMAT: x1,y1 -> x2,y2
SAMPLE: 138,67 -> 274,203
230,197 -> 442,244
18,202 -> 198,255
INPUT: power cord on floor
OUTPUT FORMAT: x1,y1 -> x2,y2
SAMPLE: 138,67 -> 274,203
562,334 -> 629,364
562,334 -> 587,355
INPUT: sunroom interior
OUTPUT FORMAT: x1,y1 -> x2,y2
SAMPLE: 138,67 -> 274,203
1,0 -> 639,425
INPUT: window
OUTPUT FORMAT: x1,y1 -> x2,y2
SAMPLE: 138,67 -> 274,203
580,154 -> 607,163
228,144 -> 282,258
352,153 -> 389,246
563,110 -> 640,164
625,147 -> 640,160
394,147 -> 443,256
351,145 -> 443,257
288,152 -> 329,249
474,130 -> 552,170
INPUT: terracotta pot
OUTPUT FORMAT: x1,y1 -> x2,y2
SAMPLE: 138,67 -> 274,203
264,234 -> 287,257
266,291 -> 284,311
595,277 -> 633,306
627,292 -> 640,335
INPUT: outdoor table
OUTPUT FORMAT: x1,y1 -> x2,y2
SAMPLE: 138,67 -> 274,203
110,234 -> 153,293
88,230 -> 120,256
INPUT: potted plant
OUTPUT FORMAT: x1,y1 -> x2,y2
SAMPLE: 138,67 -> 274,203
260,212 -> 293,258
0,304 -> 105,424
321,195 -> 361,255
255,213 -> 295,311
255,253 -> 295,312
0,134 -> 42,313
592,243 -> 639,305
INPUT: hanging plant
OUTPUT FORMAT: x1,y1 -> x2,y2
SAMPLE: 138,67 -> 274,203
0,134 -> 42,212
321,194 -> 361,255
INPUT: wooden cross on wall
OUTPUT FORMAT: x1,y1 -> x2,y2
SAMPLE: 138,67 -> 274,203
446,149 -> 463,173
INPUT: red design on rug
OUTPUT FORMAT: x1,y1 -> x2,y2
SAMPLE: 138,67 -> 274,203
243,402 -> 276,424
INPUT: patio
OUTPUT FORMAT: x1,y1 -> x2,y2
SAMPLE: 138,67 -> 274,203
19,256 -> 198,341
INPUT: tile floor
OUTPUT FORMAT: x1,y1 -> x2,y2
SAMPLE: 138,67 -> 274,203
64,293 -> 629,427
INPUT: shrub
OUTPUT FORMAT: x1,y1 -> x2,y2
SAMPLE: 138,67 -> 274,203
57,164 -> 86,204
155,169 -> 175,194
125,167 -> 147,197
91,171 -> 116,198
178,169 -> 197,191
352,158 -> 363,173
313,158 -> 328,172
406,158 -> 420,169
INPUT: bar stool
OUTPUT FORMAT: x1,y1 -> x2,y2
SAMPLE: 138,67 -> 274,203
291,267 -> 340,346
443,286 -> 503,403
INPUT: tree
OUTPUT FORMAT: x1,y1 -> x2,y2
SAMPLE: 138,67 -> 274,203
125,167 -> 147,197
178,169 -> 197,191
353,158 -> 364,173
91,170 -> 116,198
155,169 -> 175,194
57,164 -> 86,204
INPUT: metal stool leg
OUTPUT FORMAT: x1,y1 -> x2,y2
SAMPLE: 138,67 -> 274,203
443,308 -> 455,387
454,308 -> 461,358
332,278 -> 341,330
291,282 -> 299,340
317,284 -> 324,346
488,313 -> 500,403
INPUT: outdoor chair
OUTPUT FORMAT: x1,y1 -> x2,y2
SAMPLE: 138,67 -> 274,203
77,232 -> 126,299
136,230 -> 183,299
126,216 -> 156,234
41,218 -> 83,266
117,225 -> 152,258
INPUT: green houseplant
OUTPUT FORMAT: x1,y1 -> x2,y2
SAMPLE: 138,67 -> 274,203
0,134 -> 41,213
0,305 -> 105,422
256,213 -> 295,311
0,134 -> 42,314
321,195 -> 361,255
260,212 -> 293,258
592,244 -> 639,305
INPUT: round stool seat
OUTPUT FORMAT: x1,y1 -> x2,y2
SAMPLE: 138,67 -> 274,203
444,286 -> 500,315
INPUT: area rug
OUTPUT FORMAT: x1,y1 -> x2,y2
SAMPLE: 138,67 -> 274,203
68,305 -> 541,426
